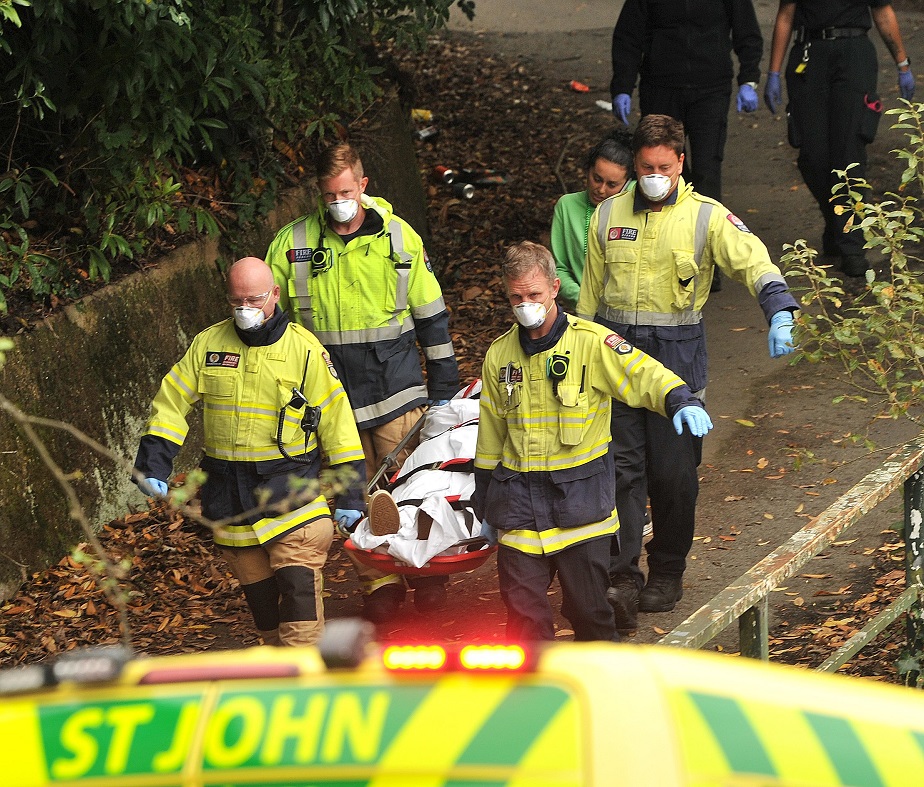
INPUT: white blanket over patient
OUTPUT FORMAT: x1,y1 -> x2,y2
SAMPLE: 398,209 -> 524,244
350,395 -> 486,568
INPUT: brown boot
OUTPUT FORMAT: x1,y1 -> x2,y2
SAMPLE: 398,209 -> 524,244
368,490 -> 401,536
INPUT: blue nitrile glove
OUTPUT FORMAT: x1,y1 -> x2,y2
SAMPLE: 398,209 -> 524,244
480,521 -> 498,546
613,93 -> 632,126
427,399 -> 450,408
768,310 -> 796,358
335,509 -> 363,536
736,83 -> 759,113
672,406 -> 713,438
899,69 -> 916,101
764,72 -> 781,114
139,477 -> 168,498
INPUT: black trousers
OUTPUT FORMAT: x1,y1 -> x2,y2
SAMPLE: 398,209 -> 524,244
785,35 -> 879,257
639,83 -> 731,202
608,400 -> 702,585
498,538 -> 616,642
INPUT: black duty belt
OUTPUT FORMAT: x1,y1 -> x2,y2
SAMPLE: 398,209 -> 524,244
795,26 -> 866,43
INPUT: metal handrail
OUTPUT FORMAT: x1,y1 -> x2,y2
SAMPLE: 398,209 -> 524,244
660,436 -> 924,677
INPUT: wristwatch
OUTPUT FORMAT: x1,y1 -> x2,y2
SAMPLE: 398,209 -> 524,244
897,58 -> 911,71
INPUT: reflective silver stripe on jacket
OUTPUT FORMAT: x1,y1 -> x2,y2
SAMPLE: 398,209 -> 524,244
292,218 -> 314,330
688,201 -> 714,312
388,218 -> 412,314
352,384 -> 427,424
313,315 -> 416,347
424,341 -> 454,360
596,197 -> 615,250
755,271 -> 787,294
596,306 -> 704,326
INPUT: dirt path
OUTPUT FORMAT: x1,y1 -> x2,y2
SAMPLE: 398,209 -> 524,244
375,0 -> 924,649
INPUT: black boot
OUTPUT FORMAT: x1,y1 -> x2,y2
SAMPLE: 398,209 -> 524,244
638,574 -> 684,613
840,254 -> 868,278
362,584 -> 404,623
606,574 -> 640,634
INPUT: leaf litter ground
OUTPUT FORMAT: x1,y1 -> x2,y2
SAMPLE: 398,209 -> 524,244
1,34 -> 917,685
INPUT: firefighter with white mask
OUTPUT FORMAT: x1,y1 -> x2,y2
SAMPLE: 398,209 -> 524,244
265,143 -> 460,622
134,257 -> 365,646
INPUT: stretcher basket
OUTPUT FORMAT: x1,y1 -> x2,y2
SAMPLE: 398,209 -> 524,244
343,537 -> 496,577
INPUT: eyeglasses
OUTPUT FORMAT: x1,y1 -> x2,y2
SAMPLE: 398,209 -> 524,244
227,290 -> 271,308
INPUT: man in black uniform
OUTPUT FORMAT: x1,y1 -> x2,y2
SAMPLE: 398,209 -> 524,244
765,1 -> 914,277
610,0 -> 763,205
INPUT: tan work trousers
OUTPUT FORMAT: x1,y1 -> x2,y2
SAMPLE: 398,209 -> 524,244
221,517 -> 333,646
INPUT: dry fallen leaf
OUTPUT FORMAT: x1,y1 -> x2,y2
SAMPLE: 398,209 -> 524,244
736,419 -> 756,427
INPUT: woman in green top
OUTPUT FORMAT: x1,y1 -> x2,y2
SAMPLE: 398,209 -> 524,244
551,130 -> 633,311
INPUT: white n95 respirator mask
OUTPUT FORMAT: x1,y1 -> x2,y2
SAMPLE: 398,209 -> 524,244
638,174 -> 673,202
233,306 -> 266,331
328,198 -> 359,223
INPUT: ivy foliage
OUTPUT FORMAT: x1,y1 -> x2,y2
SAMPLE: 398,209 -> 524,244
0,0 -> 474,315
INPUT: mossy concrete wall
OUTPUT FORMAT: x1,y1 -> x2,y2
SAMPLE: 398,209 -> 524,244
0,90 -> 427,600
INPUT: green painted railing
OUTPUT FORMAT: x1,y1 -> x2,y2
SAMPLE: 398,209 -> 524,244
660,437 -> 924,682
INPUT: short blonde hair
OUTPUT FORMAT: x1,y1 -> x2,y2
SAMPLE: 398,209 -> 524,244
315,143 -> 364,182
502,241 -> 557,286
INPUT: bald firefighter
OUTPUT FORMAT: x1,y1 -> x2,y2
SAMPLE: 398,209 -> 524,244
133,257 -> 365,646
474,241 -> 713,642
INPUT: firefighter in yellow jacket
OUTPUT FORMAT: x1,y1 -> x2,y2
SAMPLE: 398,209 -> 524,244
577,114 -> 798,635
265,143 -> 460,623
133,257 -> 366,647
474,241 -> 713,642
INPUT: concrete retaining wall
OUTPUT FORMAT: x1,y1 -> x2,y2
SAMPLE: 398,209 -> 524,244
0,89 -> 426,600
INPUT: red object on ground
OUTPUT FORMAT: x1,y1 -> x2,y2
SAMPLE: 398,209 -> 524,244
569,80 -> 590,92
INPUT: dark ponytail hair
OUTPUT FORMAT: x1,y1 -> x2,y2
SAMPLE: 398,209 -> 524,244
584,128 -> 634,180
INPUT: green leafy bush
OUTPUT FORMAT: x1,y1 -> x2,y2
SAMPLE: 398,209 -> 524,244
0,0 -> 474,315
784,101 -> 924,426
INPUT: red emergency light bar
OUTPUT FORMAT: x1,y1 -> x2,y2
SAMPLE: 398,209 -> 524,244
381,643 -> 532,673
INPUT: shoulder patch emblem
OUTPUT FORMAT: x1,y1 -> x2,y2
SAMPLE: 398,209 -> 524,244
322,351 -> 339,379
727,213 -> 751,233
604,333 -> 633,355
206,352 -> 240,368
608,227 -> 639,242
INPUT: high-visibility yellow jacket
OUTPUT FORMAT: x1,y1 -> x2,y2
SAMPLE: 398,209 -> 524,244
134,312 -> 365,547
576,180 -> 799,390
474,312 -> 697,556
265,194 -> 458,429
